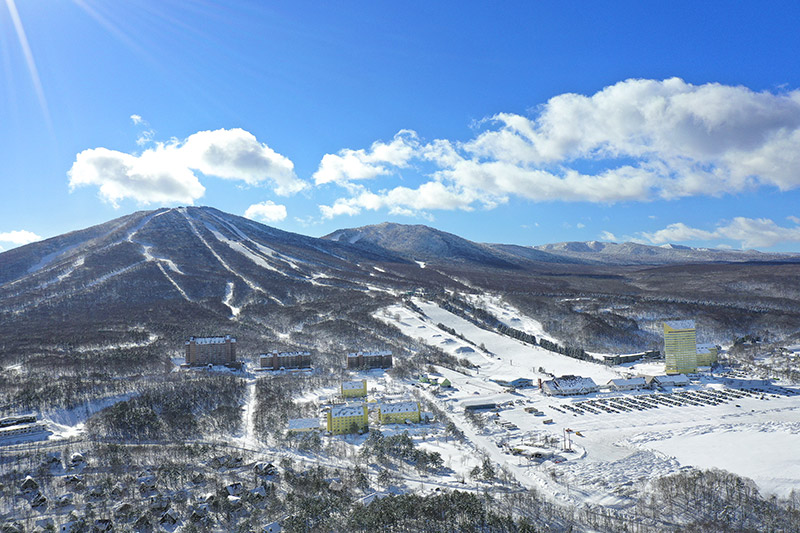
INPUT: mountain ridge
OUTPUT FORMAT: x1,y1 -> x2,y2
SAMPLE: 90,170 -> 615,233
323,221 -> 800,266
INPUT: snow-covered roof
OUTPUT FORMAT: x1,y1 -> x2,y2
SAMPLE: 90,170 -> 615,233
347,350 -> 392,358
288,418 -> 319,430
261,351 -> 310,358
380,401 -> 419,414
187,335 -> 235,344
342,380 -> 366,390
545,375 -> 598,391
491,375 -> 533,386
696,343 -> 716,354
653,374 -> 691,385
330,404 -> 365,418
608,377 -> 646,387
664,320 -> 695,330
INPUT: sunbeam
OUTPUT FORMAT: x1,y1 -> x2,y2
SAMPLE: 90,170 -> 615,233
3,0 -> 51,129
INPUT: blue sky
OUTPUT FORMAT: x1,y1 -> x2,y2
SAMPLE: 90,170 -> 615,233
3,1 -> 800,252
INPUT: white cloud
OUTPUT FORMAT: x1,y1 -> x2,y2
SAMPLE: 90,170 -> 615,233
577,223 -> 585,228
640,217 -> 800,249
788,215 -> 800,224
315,78 -> 800,218
0,229 -> 42,249
244,201 -> 287,223
319,181 -> 502,220
181,129 -> 302,194
639,222 -> 716,244
312,130 -> 419,186
69,146 -> 206,207
130,114 -> 155,146
599,231 -> 617,241
69,128 -> 305,207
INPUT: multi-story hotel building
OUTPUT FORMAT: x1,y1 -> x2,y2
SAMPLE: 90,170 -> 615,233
260,350 -> 312,371
185,335 -> 236,366
696,343 -> 719,367
663,320 -> 697,374
346,350 -> 393,369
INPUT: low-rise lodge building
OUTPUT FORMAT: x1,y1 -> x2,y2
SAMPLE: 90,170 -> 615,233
603,350 -> 660,366
287,418 -> 320,433
607,377 -> 646,391
647,374 -> 691,388
347,350 -> 393,369
341,379 -> 368,398
326,404 -> 368,434
185,335 -> 236,366
261,350 -> 311,371
378,401 -> 421,424
463,400 -> 497,412
541,375 -> 599,396
491,376 -> 534,389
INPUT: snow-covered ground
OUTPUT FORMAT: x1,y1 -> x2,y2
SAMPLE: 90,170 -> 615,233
374,296 -> 800,505
379,298 -> 620,383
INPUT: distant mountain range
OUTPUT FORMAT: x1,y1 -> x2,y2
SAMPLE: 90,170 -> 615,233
1,207 -> 799,369
325,221 -> 799,266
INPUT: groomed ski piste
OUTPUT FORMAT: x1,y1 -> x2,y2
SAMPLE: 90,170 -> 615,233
374,296 -> 800,507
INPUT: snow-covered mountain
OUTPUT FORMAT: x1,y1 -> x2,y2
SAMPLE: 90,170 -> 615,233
2,208 -> 800,369
324,222 -> 528,268
0,207 -> 438,367
528,240 -> 799,265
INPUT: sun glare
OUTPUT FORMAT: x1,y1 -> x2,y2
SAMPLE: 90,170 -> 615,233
3,0 -> 51,128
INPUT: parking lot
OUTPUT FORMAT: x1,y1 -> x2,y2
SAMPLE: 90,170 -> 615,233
554,385 -> 799,416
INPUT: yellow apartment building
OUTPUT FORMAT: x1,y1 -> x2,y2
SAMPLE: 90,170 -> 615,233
341,379 -> 367,398
326,404 -> 368,434
378,401 -> 421,424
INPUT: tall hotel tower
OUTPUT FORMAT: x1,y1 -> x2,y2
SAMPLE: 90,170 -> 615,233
663,320 -> 697,374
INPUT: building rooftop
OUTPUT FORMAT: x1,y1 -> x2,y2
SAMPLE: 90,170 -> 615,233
380,401 -> 419,414
342,380 -> 366,390
696,343 -> 716,354
664,320 -> 696,330
608,377 -> 646,387
261,351 -> 311,357
347,350 -> 392,358
330,404 -> 366,418
653,374 -> 691,385
187,335 -> 235,344
288,418 -> 320,430
545,375 -> 598,391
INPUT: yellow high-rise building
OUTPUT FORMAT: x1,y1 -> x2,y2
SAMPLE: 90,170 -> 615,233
663,320 -> 697,374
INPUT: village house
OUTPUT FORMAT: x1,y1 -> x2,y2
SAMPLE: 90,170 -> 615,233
378,401 -> 421,424
185,335 -> 236,366
346,350 -> 393,369
326,404 -> 368,434
341,379 -> 367,398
